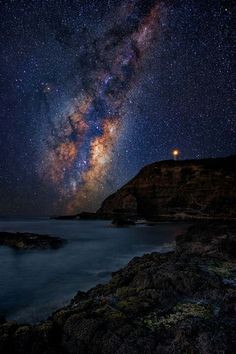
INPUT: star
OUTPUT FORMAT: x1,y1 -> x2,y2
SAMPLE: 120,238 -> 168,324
0,0 -> 234,216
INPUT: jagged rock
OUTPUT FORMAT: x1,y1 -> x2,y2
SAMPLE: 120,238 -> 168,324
176,221 -> 236,259
0,232 -> 65,250
97,156 -> 236,220
0,222 -> 235,353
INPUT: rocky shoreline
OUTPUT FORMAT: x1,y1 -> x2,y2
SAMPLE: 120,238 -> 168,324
0,232 -> 65,250
0,221 -> 235,353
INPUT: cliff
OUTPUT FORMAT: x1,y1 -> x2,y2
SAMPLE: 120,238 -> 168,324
97,155 -> 236,220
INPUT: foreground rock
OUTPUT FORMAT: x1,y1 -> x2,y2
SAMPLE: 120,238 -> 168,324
97,155 -> 236,220
0,221 -> 235,353
0,232 -> 65,250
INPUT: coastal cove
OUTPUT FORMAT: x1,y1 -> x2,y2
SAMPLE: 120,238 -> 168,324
0,221 -> 235,354
0,218 -> 189,323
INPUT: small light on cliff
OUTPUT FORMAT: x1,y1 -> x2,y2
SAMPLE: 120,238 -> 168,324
172,149 -> 180,160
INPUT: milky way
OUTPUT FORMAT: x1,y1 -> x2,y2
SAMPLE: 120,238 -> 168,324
0,0 -> 235,216
40,0 -> 165,212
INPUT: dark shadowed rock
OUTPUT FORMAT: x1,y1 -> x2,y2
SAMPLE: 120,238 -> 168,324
97,155 -> 236,221
111,217 -> 135,227
176,221 -> 236,259
0,232 -> 65,250
0,222 -> 235,353
79,212 -> 99,220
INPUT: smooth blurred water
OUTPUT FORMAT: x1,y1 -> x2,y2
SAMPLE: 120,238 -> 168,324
0,218 -> 189,323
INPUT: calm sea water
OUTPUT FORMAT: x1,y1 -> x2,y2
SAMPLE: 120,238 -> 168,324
0,218 -> 189,323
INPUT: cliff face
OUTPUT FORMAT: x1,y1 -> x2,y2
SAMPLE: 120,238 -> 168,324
97,156 -> 236,220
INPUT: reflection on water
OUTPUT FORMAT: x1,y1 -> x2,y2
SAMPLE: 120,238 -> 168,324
0,218 -> 189,323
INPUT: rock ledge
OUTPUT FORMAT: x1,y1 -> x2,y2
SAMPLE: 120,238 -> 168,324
0,232 -> 65,250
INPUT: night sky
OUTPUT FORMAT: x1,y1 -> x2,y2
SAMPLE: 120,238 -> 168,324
0,0 -> 235,216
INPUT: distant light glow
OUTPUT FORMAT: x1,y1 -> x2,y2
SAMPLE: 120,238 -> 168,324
172,149 -> 180,160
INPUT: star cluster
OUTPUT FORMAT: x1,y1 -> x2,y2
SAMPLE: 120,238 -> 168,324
0,0 -> 235,216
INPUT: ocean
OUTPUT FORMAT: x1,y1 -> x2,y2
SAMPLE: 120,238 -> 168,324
0,218 -> 189,323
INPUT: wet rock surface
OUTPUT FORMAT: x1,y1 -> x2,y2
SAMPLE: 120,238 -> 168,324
0,232 -> 65,250
0,221 -> 235,353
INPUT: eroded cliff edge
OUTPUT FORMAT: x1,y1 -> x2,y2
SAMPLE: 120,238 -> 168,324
97,155 -> 236,220
0,221 -> 235,354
